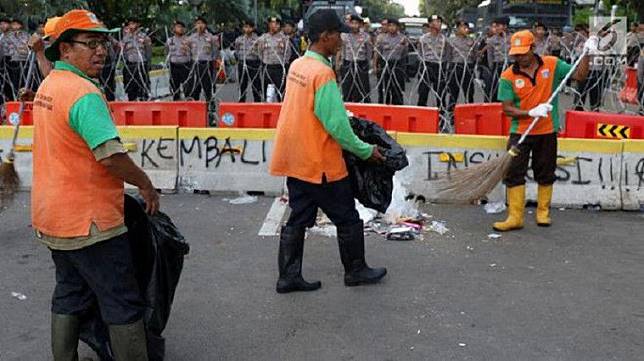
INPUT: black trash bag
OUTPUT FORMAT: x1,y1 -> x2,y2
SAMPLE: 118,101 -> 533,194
343,116 -> 409,213
78,194 -> 190,361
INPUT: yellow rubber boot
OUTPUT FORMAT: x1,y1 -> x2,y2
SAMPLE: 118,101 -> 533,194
536,184 -> 553,227
493,185 -> 525,232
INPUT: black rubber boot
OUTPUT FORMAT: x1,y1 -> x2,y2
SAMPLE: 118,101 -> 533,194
276,226 -> 321,294
108,320 -> 149,361
337,222 -> 387,287
52,313 -> 80,361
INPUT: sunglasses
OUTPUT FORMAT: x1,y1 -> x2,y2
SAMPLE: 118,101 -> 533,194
69,39 -> 109,50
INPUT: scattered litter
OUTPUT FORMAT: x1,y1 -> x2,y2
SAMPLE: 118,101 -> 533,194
11,292 -> 26,301
308,225 -> 337,238
417,329 -> 421,334
528,210 -> 533,214
559,207 -> 566,211
410,346 -> 415,350
356,201 -> 378,223
489,263 -> 497,268
466,246 -> 474,251
386,227 -> 415,241
428,221 -> 449,235
487,233 -> 501,239
458,343 -> 467,347
484,201 -> 506,214
228,194 -> 257,205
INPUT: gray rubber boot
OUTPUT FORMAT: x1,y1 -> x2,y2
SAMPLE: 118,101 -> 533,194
108,320 -> 149,361
51,313 -> 80,361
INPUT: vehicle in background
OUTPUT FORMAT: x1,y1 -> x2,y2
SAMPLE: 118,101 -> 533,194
302,0 -> 358,27
475,0 -> 573,30
399,17 -> 428,78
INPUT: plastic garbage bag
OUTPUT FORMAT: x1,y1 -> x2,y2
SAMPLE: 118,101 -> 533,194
79,194 -> 189,361
344,117 -> 409,213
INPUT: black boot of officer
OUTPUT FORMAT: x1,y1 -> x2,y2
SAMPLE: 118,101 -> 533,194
276,226 -> 322,293
338,221 -> 387,286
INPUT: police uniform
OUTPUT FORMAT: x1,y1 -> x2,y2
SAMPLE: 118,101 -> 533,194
417,31 -> 451,110
533,37 -> 550,56
122,29 -> 151,101
447,34 -> 476,114
234,32 -> 262,102
256,30 -> 291,101
186,30 -> 219,102
0,29 -> 10,104
5,29 -> 30,100
374,30 -> 407,105
339,30 -> 372,103
487,31 -> 510,101
100,36 -> 119,101
166,34 -> 192,100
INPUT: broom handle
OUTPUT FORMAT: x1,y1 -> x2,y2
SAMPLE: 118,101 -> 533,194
517,47 -> 589,145
7,51 -> 37,157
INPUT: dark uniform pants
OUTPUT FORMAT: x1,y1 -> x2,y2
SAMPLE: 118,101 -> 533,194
286,176 -> 361,228
575,69 -> 606,111
7,60 -> 26,101
238,60 -> 262,102
124,61 -> 150,101
50,233 -> 145,325
341,60 -> 371,103
187,60 -> 215,102
447,62 -> 475,112
504,133 -> 557,187
169,62 -> 192,101
263,64 -> 285,102
100,58 -> 117,101
489,62 -> 505,102
381,59 -> 405,105
417,61 -> 448,108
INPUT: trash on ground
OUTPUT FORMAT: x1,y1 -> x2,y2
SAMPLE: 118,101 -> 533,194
11,292 -> 27,300
458,343 -> 467,347
386,226 -> 415,241
356,201 -> 378,223
487,233 -> 502,239
228,194 -> 258,205
559,207 -> 566,211
428,221 -> 449,235
484,201 -> 506,214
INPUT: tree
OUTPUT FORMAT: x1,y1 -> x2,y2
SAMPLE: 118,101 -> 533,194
361,0 -> 405,22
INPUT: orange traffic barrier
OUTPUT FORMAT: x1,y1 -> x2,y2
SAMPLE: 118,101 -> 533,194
109,101 -> 207,127
219,102 -> 439,133
618,67 -> 638,105
564,110 -> 644,139
454,103 -> 511,135
4,102 -> 34,125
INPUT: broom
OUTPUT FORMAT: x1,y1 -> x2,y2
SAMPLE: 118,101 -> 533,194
433,46 -> 591,204
0,51 -> 37,206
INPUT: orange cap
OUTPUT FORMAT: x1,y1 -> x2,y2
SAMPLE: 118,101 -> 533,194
45,9 -> 119,61
508,30 -> 534,55
43,16 -> 61,39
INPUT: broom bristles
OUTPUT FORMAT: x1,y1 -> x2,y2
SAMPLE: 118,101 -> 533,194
432,151 -> 515,204
0,159 -> 20,208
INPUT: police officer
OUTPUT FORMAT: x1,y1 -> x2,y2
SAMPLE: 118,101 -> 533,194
233,20 -> 262,102
417,15 -> 450,113
447,20 -> 476,117
486,17 -> 510,102
99,35 -> 119,101
256,16 -> 291,101
282,20 -> 301,69
5,19 -> 30,101
186,16 -> 219,102
337,15 -> 372,103
121,19 -> 151,101
532,21 -> 550,56
0,17 -> 11,106
374,18 -> 407,105
166,20 -> 192,100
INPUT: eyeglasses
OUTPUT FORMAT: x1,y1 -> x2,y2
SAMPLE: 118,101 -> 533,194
69,39 -> 109,50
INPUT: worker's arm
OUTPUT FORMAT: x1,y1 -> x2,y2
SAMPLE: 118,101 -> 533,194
69,93 -> 159,214
498,78 -> 530,118
29,34 -> 53,77
314,78 -> 383,162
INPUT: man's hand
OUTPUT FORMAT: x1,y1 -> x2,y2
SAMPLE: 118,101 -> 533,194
527,103 -> 553,118
368,146 -> 386,164
28,34 -> 45,53
583,35 -> 599,53
18,88 -> 35,102
139,183 -> 160,215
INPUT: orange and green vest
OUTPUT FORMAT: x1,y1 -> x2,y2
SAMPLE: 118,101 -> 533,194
498,55 -> 573,135
32,61 -> 124,240
270,50 -> 372,184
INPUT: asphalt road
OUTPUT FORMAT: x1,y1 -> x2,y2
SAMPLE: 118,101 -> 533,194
1,192 -> 643,361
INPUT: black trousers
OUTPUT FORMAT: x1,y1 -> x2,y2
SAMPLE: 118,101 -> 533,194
504,133 -> 557,187
7,60 -> 26,101
263,64 -> 285,102
488,62 -> 505,102
169,62 -> 192,101
187,60 -> 215,102
380,60 -> 405,105
50,233 -> 145,325
1,56 -> 12,102
575,69 -> 606,111
341,60 -> 371,103
447,63 -> 475,112
238,60 -> 262,102
100,59 -> 117,101
124,61 -> 150,101
286,176 -> 361,228
417,61 -> 448,108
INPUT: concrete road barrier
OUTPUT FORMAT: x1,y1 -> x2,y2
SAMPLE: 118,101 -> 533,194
0,126 -> 33,191
621,140 -> 644,210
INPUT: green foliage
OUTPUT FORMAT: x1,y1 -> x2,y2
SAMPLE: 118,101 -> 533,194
361,0 -> 405,22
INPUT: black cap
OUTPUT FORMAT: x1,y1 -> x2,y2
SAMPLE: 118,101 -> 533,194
533,21 -> 547,30
307,9 -> 350,38
267,16 -> 281,24
388,18 -> 400,26
430,15 -> 444,22
195,16 -> 207,24
349,15 -> 364,23
174,20 -> 186,27
493,17 -> 509,26
242,19 -> 255,27
455,20 -> 469,28
10,18 -> 23,26
284,20 -> 296,27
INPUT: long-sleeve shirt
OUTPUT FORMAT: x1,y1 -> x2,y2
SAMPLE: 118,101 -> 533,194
255,31 -> 291,65
340,31 -> 373,62
233,33 -> 260,62
166,35 -> 192,63
375,32 -> 408,62
418,32 -> 451,63
122,30 -> 151,63
189,31 -> 219,62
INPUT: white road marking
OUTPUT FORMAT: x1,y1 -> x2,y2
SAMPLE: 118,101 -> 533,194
258,197 -> 288,236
